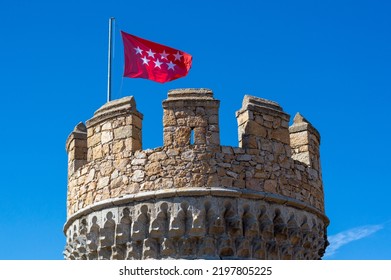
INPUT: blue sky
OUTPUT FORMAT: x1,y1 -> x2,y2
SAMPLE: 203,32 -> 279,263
0,0 -> 390,260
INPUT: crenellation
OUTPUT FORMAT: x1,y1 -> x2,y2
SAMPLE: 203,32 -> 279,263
163,89 -> 220,148
65,88 -> 328,260
66,122 -> 87,176
237,95 -> 291,151
86,96 -> 143,162
289,113 -> 321,172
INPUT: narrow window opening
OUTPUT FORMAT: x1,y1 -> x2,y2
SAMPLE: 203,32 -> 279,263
190,128 -> 195,145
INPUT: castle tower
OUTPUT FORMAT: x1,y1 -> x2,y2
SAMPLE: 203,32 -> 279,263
64,88 -> 328,260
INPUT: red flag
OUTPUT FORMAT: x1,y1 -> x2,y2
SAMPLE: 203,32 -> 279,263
121,31 -> 192,83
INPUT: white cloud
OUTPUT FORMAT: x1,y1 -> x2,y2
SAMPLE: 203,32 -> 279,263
325,224 -> 384,257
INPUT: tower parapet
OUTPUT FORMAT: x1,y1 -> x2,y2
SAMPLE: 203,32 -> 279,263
289,113 -> 321,172
237,95 -> 290,149
163,88 -> 220,148
86,96 -> 143,161
64,88 -> 328,260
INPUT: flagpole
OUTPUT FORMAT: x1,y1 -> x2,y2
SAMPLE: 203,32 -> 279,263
107,17 -> 115,102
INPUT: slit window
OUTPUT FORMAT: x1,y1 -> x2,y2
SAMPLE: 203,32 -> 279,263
190,128 -> 195,145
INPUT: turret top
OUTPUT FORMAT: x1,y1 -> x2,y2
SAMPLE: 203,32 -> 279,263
94,96 -> 137,116
167,88 -> 214,100
242,95 -> 283,112
86,96 -> 142,128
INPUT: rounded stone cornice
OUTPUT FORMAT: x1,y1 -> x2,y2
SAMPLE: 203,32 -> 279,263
64,187 -> 329,233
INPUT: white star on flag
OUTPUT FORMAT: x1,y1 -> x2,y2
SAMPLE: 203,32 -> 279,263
134,46 -> 143,55
147,49 -> 156,58
173,51 -> 183,61
166,61 -> 176,70
154,59 -> 163,68
160,50 -> 169,60
141,56 -> 150,65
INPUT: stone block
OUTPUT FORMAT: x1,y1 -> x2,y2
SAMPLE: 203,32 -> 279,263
290,131 -> 308,147
221,177 -> 233,187
124,138 -> 142,151
102,122 -> 112,130
97,176 -> 110,190
163,132 -> 173,146
146,162 -> 161,176
131,170 -> 145,183
236,111 -> 252,126
245,121 -> 267,137
163,110 -> 177,127
264,180 -> 277,193
270,128 -> 290,144
181,150 -> 195,161
92,145 -> 103,159
207,174 -> 220,187
188,116 -> 207,127
175,127 -> 191,146
191,173 -> 205,187
226,170 -> 238,179
233,178 -> 245,188
194,127 -> 206,144
88,133 -> 101,147
114,126 -> 132,140
292,153 -> 310,166
128,115 -> 142,129
148,151 -> 168,162
113,141 -> 125,154
101,131 -> 113,144
237,154 -> 252,161
174,176 -> 188,188
131,158 -> 147,165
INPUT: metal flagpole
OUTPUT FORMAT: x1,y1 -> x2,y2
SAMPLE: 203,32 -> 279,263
107,17 -> 115,102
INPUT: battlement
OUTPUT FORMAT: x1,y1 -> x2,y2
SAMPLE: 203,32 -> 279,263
64,88 -> 327,260
237,95 -> 290,148
162,88 -> 220,149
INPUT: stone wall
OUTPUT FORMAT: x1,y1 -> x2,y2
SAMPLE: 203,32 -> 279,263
66,144 -> 324,218
64,88 -> 328,260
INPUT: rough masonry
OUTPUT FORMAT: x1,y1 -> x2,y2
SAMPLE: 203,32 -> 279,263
64,88 -> 328,260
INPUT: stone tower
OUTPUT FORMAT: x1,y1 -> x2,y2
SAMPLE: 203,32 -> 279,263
64,88 -> 328,260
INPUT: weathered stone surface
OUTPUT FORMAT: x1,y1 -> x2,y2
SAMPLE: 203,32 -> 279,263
97,176 -> 110,189
114,126 -> 133,139
264,179 -> 277,193
131,170 -> 145,183
181,150 -> 195,161
112,141 -> 124,154
145,162 -> 161,176
290,131 -> 308,147
131,158 -> 147,165
101,131 -> 113,144
175,126 -> 191,146
102,122 -> 112,130
85,169 -> 95,183
88,133 -> 101,147
128,115 -> 142,129
148,151 -> 167,162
